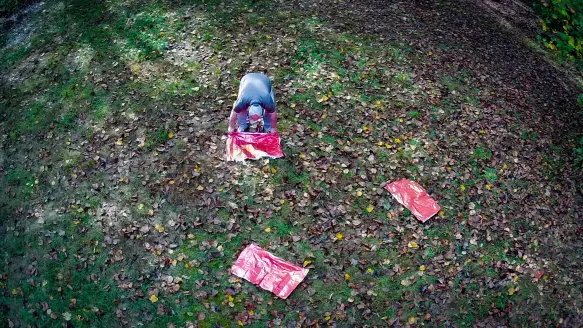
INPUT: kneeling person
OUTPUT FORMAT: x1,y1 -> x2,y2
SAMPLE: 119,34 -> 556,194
228,73 -> 277,133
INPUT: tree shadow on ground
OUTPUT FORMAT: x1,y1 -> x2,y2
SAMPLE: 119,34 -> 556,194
280,0 -> 582,137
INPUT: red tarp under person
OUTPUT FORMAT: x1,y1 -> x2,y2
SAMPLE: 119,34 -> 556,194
384,179 -> 440,222
226,132 -> 284,161
231,244 -> 308,299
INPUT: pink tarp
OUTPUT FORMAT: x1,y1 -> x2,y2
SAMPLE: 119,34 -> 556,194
231,244 -> 308,299
226,132 -> 284,161
384,179 -> 440,222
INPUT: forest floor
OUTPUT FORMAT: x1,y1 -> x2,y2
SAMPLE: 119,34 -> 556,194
1,0 -> 583,326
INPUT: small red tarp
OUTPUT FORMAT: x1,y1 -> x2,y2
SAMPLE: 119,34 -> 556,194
226,132 -> 284,161
231,244 -> 308,299
384,179 -> 440,222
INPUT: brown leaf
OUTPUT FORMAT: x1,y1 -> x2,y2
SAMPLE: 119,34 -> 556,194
157,304 -> 166,315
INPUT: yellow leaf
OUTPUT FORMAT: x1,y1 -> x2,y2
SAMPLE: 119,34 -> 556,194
12,289 -> 18,295
324,316 -> 331,321
271,167 -> 277,174
508,287 -> 515,296
197,185 -> 204,191
299,153 -> 306,159
366,205 -> 374,213
460,185 -> 466,191
303,260 -> 312,267
408,241 -> 419,249
356,191 -> 362,197
408,316 -> 417,324
485,184 -> 491,190
155,225 -> 165,233
419,265 -> 425,271
149,294 -> 158,303
116,139 -> 123,145
394,138 -> 402,143
138,204 -> 144,210
344,273 -> 351,280
366,268 -> 373,273
238,320 -> 244,326
362,126 -> 368,131
290,103 -> 296,108
168,132 -> 174,139
264,227 -> 271,233
228,295 -> 234,302
336,233 -> 343,240
439,210 -> 445,217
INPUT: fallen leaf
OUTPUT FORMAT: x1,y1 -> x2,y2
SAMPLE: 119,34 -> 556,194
344,273 -> 351,280
303,260 -> 312,267
197,185 -> 204,191
168,132 -> 174,139
264,227 -> 271,233
366,205 -> 374,213
419,265 -> 425,271
408,241 -> 419,249
408,317 -> 417,324
508,287 -> 515,296
62,312 -> 72,321
155,225 -> 165,233
149,294 -> 158,303
336,232 -> 343,240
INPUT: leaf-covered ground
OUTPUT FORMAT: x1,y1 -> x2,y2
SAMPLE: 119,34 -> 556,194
1,0 -> 583,326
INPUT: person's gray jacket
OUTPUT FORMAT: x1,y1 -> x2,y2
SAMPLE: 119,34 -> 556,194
233,73 -> 276,113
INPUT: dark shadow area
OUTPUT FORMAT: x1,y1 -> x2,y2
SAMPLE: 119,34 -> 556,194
278,0 -> 582,136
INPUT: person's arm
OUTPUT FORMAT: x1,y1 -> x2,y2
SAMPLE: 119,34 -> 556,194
233,97 -> 248,114
268,111 -> 277,133
229,95 -> 249,133
263,94 -> 276,114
